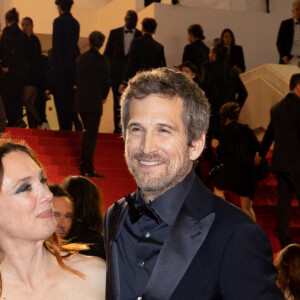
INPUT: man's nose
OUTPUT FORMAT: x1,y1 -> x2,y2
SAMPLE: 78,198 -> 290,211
140,131 -> 158,154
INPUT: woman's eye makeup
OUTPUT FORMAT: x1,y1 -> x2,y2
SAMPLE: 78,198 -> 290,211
16,183 -> 32,194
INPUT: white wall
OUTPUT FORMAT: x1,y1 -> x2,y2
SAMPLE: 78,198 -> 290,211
153,3 -> 292,71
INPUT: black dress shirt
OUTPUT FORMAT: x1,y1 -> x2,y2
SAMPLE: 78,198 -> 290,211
117,171 -> 195,300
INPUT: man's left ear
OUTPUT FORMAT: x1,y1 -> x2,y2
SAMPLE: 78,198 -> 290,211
189,134 -> 206,161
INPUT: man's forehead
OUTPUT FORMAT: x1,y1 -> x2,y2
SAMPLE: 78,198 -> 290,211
53,196 -> 73,210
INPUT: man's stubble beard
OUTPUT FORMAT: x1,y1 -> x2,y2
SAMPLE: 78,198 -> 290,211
125,148 -> 191,199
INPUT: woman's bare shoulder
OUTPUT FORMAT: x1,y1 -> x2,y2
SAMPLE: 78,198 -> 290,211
66,254 -> 106,277
63,254 -> 106,299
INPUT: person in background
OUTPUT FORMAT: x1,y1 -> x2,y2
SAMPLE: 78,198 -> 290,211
182,24 -> 209,75
178,60 -> 201,87
0,8 -> 29,128
257,73 -> 300,249
21,17 -> 44,129
277,1 -> 300,65
104,67 -> 283,299
49,183 -> 74,239
0,140 -> 105,299
52,0 -> 80,130
213,102 -> 258,221
275,243 -> 300,300
62,175 -> 106,260
220,28 -> 245,73
201,43 -> 247,170
104,10 -> 142,133
119,17 -> 166,94
75,31 -> 110,178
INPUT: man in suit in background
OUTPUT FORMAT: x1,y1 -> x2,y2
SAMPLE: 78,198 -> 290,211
258,73 -> 300,249
75,31 -> 110,177
119,17 -> 166,93
276,0 -> 300,65
104,10 -> 141,133
53,0 -> 79,130
104,68 -> 283,300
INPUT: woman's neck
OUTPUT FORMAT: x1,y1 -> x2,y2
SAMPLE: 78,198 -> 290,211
0,241 -> 54,287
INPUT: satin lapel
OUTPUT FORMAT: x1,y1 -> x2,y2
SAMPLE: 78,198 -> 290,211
144,208 -> 215,300
107,200 -> 128,300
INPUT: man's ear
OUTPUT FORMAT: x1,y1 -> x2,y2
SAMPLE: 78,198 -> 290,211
189,134 -> 206,161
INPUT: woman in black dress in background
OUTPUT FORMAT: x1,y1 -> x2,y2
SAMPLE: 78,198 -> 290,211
214,102 -> 258,221
21,17 -> 43,128
221,28 -> 246,74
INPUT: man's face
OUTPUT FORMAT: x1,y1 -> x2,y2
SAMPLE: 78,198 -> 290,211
125,11 -> 137,30
125,95 -> 204,200
53,196 -> 73,239
21,19 -> 33,36
293,5 -> 300,20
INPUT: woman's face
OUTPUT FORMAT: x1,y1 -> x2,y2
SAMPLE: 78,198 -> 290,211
0,151 -> 55,243
222,31 -> 232,46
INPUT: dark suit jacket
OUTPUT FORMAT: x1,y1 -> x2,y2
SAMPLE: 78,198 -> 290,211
122,33 -> 166,82
182,39 -> 209,73
104,175 -> 282,300
228,44 -> 246,72
259,92 -> 300,172
0,23 -> 30,82
104,27 -> 142,86
52,12 -> 80,84
75,48 -> 110,115
276,18 -> 294,63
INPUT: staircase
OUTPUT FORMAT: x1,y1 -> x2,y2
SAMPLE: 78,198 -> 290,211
3,127 -> 300,254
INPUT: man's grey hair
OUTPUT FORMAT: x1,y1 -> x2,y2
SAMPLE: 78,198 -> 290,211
120,67 -> 210,146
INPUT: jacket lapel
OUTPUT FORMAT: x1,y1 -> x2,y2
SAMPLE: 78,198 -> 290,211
106,199 -> 128,300
144,204 -> 215,300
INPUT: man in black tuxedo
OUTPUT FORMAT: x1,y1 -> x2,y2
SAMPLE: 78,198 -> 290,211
104,10 -> 141,133
120,17 -> 166,92
276,0 -> 300,64
52,0 -> 80,130
258,73 -> 300,248
104,68 -> 283,300
75,31 -> 110,177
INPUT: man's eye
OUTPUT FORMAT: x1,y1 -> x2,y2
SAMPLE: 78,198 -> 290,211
131,127 -> 141,132
160,128 -> 170,134
16,183 -> 32,194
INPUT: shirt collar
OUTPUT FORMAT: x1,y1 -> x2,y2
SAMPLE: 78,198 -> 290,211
124,27 -> 135,33
136,171 -> 196,226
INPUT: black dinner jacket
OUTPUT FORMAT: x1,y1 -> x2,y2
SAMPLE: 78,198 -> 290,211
276,18 -> 294,63
259,92 -> 300,172
75,48 -> 110,115
122,33 -> 166,82
104,27 -> 142,63
104,175 -> 282,300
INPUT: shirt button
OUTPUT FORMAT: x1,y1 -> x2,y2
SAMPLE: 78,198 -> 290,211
139,261 -> 145,267
145,232 -> 151,238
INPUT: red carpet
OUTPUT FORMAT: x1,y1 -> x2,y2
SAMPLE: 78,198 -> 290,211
3,127 -> 300,254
